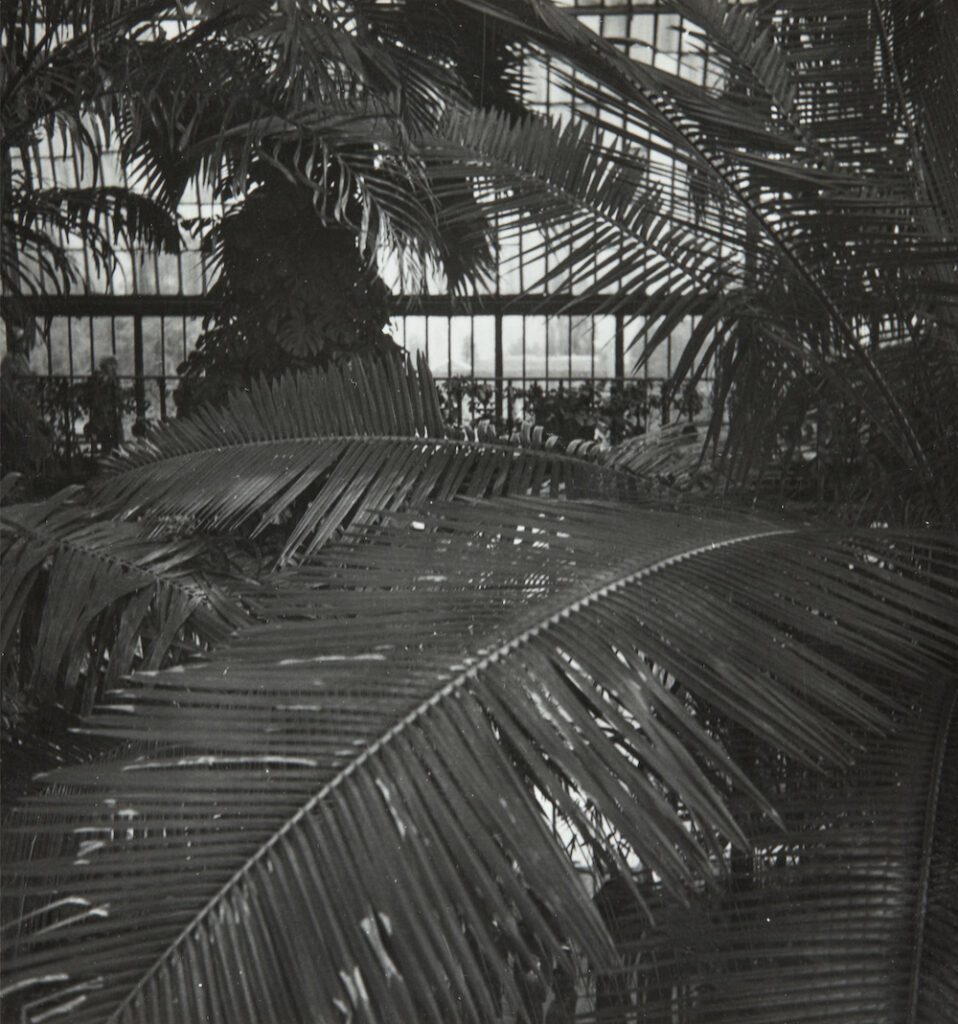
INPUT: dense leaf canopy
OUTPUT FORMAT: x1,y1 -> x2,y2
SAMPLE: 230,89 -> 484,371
3,0 -> 958,1019
3,355 -> 956,1023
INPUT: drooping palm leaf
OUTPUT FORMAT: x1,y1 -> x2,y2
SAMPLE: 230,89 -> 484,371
94,353 -> 640,564
2,183 -> 182,298
423,107 -> 726,312
0,487 -> 245,713
3,497 -> 955,1023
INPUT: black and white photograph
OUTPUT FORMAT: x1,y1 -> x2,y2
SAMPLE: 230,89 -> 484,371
2,1 -> 956,1021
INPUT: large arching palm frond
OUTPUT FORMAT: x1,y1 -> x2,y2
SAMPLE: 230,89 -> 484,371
0,486 -> 247,714
422,108 -> 726,309
459,0 -> 956,319
94,354 -> 640,564
3,497 -> 954,1024
0,351 -> 639,717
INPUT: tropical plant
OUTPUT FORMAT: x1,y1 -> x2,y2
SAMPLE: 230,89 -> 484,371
1,0 -> 183,316
2,354 -> 955,1023
436,0 -> 958,524
7,0 -> 957,525
172,175 -> 399,416
4,2 -> 958,1020
2,0 -> 553,307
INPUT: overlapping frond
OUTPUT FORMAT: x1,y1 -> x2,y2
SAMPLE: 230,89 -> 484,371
449,0 -> 958,518
3,498 -> 955,1023
94,354 -> 639,564
587,671 -> 958,1024
424,107 -> 726,309
3,184 -> 181,297
0,487 -> 245,713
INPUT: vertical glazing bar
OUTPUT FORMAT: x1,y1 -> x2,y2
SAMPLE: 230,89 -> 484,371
65,316 -> 75,457
160,316 -> 167,380
569,319 -> 574,381
494,313 -> 503,424
614,313 -> 625,380
133,316 -> 146,427
521,315 -> 527,387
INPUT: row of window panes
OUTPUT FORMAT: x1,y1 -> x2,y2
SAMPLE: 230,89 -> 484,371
393,314 -> 697,380
28,314 -> 701,382
31,316 -> 201,378
26,249 -> 213,296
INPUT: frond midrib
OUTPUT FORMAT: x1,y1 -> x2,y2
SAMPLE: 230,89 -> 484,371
103,522 -> 791,1023
99,433 -> 623,482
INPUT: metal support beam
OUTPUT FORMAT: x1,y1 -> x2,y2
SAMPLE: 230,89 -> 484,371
614,314 -> 625,379
16,292 -> 713,319
133,317 -> 146,429
494,314 -> 504,424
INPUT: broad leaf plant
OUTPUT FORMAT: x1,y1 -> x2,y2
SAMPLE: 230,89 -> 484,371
2,354 -> 956,1023
2,0 -> 957,1021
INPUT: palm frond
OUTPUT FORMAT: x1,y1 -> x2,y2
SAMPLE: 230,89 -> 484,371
0,487 -> 245,713
5,184 -> 181,291
424,107 -> 727,309
596,418 -> 715,486
669,0 -> 797,120
94,354 -> 639,564
3,497 -> 955,1023
450,0 -> 957,513
587,670 -> 958,1023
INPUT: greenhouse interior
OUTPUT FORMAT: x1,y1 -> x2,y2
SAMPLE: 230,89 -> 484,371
2,1 -> 957,1023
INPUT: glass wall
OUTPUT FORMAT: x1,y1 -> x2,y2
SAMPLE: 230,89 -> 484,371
12,1 -> 719,443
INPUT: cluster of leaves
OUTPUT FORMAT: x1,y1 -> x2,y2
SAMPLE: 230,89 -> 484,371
1,0 -> 533,315
0,364 -> 54,489
449,0 -> 958,524
439,376 -> 705,445
1,354 -> 956,1023
0,361 -> 141,498
6,0 -> 957,526
174,177 -> 399,417
522,377 -> 703,445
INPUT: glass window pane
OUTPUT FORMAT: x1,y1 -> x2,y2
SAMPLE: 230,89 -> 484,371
592,316 -> 616,378
471,317 -> 496,377
425,317 -> 450,377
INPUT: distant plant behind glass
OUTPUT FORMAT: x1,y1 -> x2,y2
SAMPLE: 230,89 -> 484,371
438,376 -> 706,444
